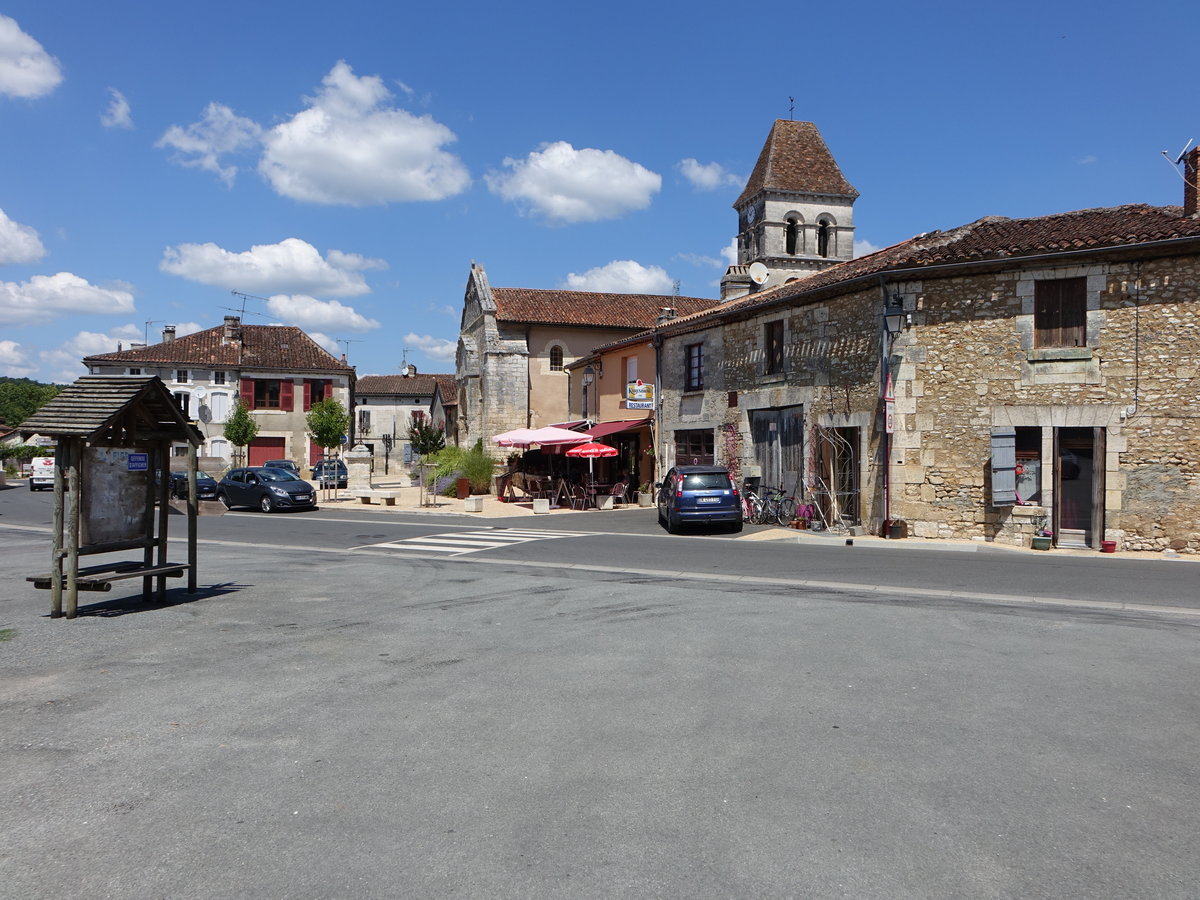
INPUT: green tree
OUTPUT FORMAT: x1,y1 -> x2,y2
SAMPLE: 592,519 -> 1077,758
0,380 -> 61,427
223,399 -> 258,464
408,417 -> 445,456
306,397 -> 349,456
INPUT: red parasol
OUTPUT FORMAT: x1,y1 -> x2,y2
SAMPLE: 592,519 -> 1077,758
565,441 -> 618,480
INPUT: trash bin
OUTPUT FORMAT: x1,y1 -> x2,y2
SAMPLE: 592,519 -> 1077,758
456,477 -> 470,500
886,519 -> 908,539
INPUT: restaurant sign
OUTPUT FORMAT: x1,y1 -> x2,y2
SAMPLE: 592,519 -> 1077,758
625,379 -> 654,410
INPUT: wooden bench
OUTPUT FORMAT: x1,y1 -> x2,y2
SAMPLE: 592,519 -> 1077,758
355,490 -> 403,507
27,561 -> 189,593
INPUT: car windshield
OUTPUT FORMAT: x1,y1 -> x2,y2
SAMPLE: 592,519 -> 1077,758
259,468 -> 301,482
682,473 -> 730,490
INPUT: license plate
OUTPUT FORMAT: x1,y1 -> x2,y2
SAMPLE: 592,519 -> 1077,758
294,494 -> 311,502
697,496 -> 721,504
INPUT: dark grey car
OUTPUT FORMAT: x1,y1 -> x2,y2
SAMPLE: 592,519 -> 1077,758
218,467 -> 317,513
657,465 -> 743,534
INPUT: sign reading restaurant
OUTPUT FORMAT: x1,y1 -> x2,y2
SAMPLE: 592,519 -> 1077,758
625,379 -> 654,410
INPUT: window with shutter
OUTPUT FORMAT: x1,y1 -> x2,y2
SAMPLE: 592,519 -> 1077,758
990,427 -> 1017,506
1034,277 -> 1087,348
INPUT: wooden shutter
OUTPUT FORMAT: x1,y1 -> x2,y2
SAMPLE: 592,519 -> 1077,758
280,379 -> 294,412
240,377 -> 254,410
1035,278 -> 1087,348
991,427 -> 1017,506
302,380 -> 313,412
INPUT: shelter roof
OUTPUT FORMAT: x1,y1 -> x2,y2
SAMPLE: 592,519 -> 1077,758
83,323 -> 352,374
491,288 -> 716,328
19,376 -> 202,445
587,417 -> 652,439
735,120 -> 858,207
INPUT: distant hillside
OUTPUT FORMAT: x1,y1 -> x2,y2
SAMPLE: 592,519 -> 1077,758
0,378 -> 64,428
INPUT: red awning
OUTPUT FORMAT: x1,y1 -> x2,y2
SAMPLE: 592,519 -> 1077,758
586,417 -> 652,439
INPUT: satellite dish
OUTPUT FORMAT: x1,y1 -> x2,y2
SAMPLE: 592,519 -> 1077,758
748,262 -> 770,285
193,386 -> 207,399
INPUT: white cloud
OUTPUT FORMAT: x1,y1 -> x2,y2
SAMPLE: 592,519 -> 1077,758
173,321 -> 203,337
561,260 -> 673,294
160,237 -> 379,297
266,293 -> 380,333
259,60 -> 470,205
854,238 -> 882,258
719,238 -> 738,267
157,102 -> 262,187
0,15 -> 62,99
486,141 -> 661,224
1077,154 -> 1098,165
0,339 -> 35,377
0,273 -> 135,326
39,324 -> 143,382
306,331 -> 341,357
675,252 -> 724,270
403,333 -> 456,362
0,208 -> 46,264
678,158 -> 741,191
100,87 -> 133,129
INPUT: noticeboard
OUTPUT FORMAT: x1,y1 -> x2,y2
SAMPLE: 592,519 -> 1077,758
80,446 -> 150,546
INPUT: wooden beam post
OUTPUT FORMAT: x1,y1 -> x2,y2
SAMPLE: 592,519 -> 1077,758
50,443 -> 65,618
65,440 -> 80,619
187,443 -> 197,593
156,440 -> 170,602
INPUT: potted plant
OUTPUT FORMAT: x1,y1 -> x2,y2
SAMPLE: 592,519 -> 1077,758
1031,516 -> 1053,550
637,481 -> 654,507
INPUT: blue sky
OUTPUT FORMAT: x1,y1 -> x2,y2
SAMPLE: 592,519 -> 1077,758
2,1 -> 1197,382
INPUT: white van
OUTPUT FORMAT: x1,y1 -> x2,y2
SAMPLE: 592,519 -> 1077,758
28,455 -> 56,491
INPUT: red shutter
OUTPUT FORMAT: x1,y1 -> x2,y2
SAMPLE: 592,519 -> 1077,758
281,379 -> 294,412
240,377 -> 254,410
303,380 -> 313,412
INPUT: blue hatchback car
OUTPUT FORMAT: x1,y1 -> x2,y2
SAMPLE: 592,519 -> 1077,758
656,465 -> 743,534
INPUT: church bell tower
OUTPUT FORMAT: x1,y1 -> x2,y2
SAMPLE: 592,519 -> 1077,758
721,120 -> 858,300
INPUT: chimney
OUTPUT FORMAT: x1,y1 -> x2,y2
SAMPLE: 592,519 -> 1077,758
162,325 -> 176,343
656,307 -> 677,325
405,363 -> 417,377
222,315 -> 242,346
1185,146 -> 1200,217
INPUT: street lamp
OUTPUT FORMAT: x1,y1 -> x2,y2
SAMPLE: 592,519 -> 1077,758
883,298 -> 908,336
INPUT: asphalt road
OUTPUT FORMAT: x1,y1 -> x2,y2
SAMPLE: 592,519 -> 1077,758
2,484 -> 1199,898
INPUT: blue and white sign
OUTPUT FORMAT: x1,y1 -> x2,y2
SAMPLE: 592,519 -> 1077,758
127,452 -> 149,472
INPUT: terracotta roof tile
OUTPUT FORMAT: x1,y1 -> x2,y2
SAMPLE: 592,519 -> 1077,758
356,373 -> 454,396
735,120 -> 858,207
433,375 -> 457,406
491,288 -> 716,328
665,204 -> 1200,331
83,322 -> 353,373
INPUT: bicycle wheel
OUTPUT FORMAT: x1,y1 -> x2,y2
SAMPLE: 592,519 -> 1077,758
775,497 -> 797,526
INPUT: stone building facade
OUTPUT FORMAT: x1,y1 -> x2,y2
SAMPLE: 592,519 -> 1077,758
657,201 -> 1200,552
455,262 -> 715,454
354,368 -> 455,470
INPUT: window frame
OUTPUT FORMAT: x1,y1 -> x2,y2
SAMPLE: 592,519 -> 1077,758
253,379 -> 282,410
685,343 -> 704,392
764,320 -> 785,376
1034,277 -> 1087,348
674,428 -> 715,466
549,345 -> 565,372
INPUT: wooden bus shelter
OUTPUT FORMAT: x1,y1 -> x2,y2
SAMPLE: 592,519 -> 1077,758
20,376 -> 204,618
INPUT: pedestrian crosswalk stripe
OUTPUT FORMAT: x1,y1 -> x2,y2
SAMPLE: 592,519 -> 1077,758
357,528 -> 591,556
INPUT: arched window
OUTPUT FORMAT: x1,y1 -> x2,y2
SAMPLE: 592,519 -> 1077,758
549,345 -> 564,371
785,217 -> 800,255
817,220 -> 831,258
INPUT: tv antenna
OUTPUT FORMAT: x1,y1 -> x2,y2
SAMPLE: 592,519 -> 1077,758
335,337 -> 362,360
219,305 -> 273,320
1161,139 -> 1194,182
229,290 -> 272,316
143,318 -> 162,345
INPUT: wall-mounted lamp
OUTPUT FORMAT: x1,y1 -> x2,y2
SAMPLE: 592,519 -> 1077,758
582,365 -> 595,386
883,296 -> 908,336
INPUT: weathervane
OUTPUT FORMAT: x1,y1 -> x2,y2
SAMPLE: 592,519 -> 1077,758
788,96 -> 795,120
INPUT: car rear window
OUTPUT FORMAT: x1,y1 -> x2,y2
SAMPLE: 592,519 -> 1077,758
682,473 -> 730,490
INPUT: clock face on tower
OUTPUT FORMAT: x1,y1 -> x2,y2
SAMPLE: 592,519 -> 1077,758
746,205 -> 757,224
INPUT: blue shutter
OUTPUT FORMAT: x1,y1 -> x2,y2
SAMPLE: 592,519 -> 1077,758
991,428 -> 1017,506
403,443 -> 413,464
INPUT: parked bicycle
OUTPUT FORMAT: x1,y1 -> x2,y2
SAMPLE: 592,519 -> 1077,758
742,485 -> 798,526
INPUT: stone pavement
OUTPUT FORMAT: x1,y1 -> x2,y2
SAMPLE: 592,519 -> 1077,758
319,480 -> 647,520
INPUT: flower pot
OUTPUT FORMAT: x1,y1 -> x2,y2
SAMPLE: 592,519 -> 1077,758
637,492 -> 653,507
1100,540 -> 1117,553
1031,535 -> 1052,551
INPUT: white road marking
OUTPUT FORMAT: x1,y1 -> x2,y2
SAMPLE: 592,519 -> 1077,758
355,528 -> 591,556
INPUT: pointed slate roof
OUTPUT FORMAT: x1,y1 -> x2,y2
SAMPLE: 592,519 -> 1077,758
735,120 -> 858,207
